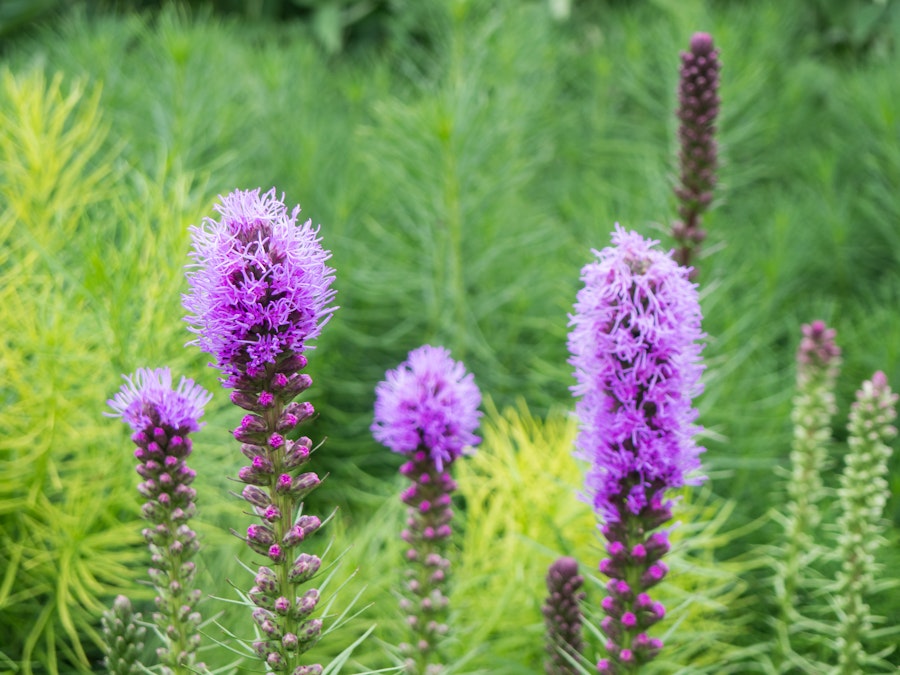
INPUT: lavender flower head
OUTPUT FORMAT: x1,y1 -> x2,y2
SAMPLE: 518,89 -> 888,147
106,368 -> 211,673
568,225 -> 705,524
371,345 -> 482,471
183,187 -> 336,385
373,346 -> 481,673
107,367 -> 211,433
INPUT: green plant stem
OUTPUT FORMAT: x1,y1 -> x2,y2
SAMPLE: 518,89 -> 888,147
436,22 -> 468,357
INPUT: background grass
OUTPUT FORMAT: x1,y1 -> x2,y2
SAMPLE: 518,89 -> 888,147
1,0 -> 899,672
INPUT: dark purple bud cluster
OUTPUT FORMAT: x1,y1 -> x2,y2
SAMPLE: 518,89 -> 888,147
672,32 -> 721,272
542,557 -> 586,675
133,426 -> 203,672
228,354 -> 327,674
596,515 -> 670,674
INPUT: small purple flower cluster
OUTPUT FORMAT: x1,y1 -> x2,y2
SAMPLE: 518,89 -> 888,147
184,188 -> 337,674
372,345 -> 481,674
797,320 -> 842,384
107,367 -> 212,673
672,32 -> 720,271
372,345 -> 482,472
568,226 -> 705,672
543,557 -> 586,675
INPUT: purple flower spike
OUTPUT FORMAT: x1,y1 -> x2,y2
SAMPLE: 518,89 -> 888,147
672,31 -> 721,273
183,187 -> 336,387
107,368 -> 210,673
371,344 -> 482,471
568,226 -> 705,671
184,188 -> 335,674
373,345 -> 481,673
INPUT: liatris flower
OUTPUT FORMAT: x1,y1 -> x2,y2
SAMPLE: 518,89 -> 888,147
107,367 -> 212,674
777,322 -> 841,611
183,187 -> 336,674
372,345 -> 482,675
568,226 -> 705,673
543,557 -> 586,675
101,595 -> 147,675
671,32 -> 720,273
833,371 -> 897,674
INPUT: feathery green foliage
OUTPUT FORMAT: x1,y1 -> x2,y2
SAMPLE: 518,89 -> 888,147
0,66 -> 146,674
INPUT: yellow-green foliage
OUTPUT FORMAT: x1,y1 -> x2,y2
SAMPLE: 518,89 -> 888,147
452,398 -> 595,670
0,66 -> 143,674
0,65 -> 218,675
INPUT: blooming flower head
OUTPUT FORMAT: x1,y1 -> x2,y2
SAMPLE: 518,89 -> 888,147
568,226 -> 705,523
183,187 -> 337,385
107,367 -> 211,433
372,345 -> 482,471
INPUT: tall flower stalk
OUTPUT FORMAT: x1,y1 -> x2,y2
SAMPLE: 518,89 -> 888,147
773,320 -> 841,668
568,226 -> 705,673
371,345 -> 482,675
106,367 -> 212,674
832,371 -> 897,674
671,32 -> 721,273
183,187 -> 337,674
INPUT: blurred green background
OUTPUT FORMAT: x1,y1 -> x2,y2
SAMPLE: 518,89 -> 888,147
1,0 -> 899,672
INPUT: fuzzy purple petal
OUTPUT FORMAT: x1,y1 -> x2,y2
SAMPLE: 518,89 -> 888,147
183,188 -> 337,384
371,345 -> 482,470
107,367 -> 211,433
568,226 -> 705,524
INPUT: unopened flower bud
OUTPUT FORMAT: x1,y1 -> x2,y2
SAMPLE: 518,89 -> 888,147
293,589 -> 320,620
288,553 -> 321,584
